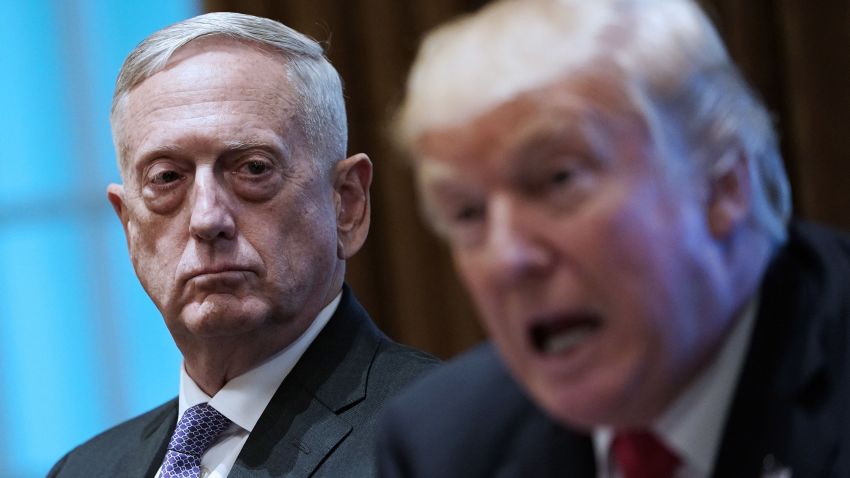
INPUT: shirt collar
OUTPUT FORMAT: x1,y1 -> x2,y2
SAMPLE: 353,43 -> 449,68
177,292 -> 342,432
594,298 -> 758,477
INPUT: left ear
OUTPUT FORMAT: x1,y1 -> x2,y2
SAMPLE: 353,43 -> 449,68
333,153 -> 373,259
706,148 -> 752,239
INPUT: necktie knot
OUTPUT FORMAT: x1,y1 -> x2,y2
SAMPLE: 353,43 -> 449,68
612,430 -> 680,478
160,402 -> 231,478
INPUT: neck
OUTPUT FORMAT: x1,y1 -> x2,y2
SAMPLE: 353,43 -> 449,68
181,328 -> 303,396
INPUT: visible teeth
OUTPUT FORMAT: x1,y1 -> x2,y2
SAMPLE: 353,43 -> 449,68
543,327 -> 594,355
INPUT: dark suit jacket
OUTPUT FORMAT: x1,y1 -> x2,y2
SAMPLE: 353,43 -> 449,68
50,286 -> 438,477
378,222 -> 850,478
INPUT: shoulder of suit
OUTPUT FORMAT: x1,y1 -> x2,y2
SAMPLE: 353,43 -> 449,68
375,342 -> 572,478
783,221 -> 850,270
769,221 -> 850,319
366,336 -> 441,395
73,398 -> 175,450
382,342 -> 533,425
50,398 -> 176,470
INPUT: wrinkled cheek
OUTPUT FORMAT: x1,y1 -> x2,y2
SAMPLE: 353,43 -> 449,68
128,218 -> 165,255
125,224 -> 150,286
126,224 -> 176,311
129,250 -> 168,308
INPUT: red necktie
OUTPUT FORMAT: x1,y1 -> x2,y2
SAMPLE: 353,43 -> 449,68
611,430 -> 680,478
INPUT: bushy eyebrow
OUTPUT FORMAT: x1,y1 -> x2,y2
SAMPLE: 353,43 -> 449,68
139,137 -> 290,162
223,137 -> 292,158
222,138 -> 275,151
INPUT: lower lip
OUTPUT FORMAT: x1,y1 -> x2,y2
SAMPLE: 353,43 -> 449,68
188,270 -> 252,285
530,326 -> 601,375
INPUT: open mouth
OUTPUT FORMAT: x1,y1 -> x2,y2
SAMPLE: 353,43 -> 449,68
529,314 -> 602,356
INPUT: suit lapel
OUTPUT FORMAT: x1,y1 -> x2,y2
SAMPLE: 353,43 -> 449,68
494,422 -> 595,478
230,286 -> 382,477
713,226 -> 845,477
227,383 -> 353,478
113,399 -> 177,477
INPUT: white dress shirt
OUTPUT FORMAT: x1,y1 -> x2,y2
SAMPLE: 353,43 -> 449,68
593,299 -> 759,478
155,293 -> 341,478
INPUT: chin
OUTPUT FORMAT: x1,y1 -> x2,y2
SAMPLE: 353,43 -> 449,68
526,370 -> 643,430
180,295 -> 270,338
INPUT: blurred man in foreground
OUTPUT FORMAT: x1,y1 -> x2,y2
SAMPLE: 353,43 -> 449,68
378,0 -> 850,476
49,12 -> 436,478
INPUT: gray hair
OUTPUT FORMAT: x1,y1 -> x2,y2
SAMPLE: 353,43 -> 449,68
111,11 -> 347,173
399,0 -> 791,242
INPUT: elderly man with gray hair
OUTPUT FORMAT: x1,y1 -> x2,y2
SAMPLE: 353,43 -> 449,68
377,0 -> 850,477
49,12 -> 437,478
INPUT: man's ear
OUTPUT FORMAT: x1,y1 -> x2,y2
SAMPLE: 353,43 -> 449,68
107,183 -> 130,236
333,153 -> 373,259
707,149 -> 752,239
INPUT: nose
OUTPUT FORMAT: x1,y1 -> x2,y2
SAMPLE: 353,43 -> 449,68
189,168 -> 236,242
484,195 -> 554,284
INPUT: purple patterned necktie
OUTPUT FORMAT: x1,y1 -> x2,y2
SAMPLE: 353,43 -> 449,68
159,402 -> 232,478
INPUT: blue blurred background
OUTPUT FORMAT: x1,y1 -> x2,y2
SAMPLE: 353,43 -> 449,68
0,1 -> 198,476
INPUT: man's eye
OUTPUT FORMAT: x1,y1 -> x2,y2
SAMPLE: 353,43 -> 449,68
152,170 -> 182,184
455,204 -> 485,223
550,169 -> 572,185
237,160 -> 272,176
